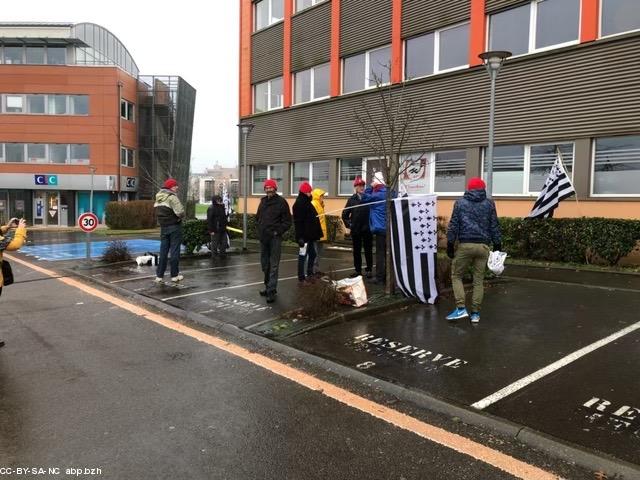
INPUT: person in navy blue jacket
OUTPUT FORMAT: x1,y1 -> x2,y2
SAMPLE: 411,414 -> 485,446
361,172 -> 388,284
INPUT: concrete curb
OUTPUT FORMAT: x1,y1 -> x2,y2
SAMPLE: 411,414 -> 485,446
62,266 -> 640,480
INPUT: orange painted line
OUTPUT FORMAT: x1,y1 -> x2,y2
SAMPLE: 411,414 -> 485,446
580,0 -> 599,43
391,0 -> 403,84
7,253 -> 560,480
330,0 -> 341,97
283,0 -> 293,108
239,0 -> 253,117
469,0 -> 486,67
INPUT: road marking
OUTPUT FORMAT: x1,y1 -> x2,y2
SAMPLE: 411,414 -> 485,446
7,253 -> 560,480
503,275 -> 640,293
161,267 -> 354,302
472,319 -> 640,410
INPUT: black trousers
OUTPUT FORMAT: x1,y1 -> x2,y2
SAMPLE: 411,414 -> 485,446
211,232 -> 227,254
375,234 -> 387,282
351,232 -> 373,274
297,241 -> 317,281
260,235 -> 283,294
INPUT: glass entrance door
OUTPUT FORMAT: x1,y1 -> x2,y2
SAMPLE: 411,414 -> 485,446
47,192 -> 59,226
34,191 -> 60,226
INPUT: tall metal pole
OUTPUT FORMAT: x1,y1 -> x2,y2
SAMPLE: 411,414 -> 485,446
242,129 -> 248,251
486,68 -> 497,198
86,166 -> 96,261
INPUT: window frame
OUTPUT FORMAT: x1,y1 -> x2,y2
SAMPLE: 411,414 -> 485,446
599,0 -> 640,39
342,44 -> 392,94
295,0 -> 327,14
290,160 -> 330,195
254,0 -> 285,32
251,164 -> 284,195
120,146 -> 135,168
1,94 -> 89,116
399,151 -> 468,196
338,158 -> 366,196
5,94 -> 25,113
293,63 -> 330,105
120,99 -> 135,121
253,77 -> 284,113
590,136 -> 640,197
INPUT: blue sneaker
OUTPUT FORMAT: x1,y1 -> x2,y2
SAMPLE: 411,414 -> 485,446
470,312 -> 480,324
446,307 -> 469,321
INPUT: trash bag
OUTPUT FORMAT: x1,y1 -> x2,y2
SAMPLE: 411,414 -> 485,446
332,276 -> 368,307
487,250 -> 507,276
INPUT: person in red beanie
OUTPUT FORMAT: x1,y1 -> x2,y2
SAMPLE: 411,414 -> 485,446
256,178 -> 292,303
445,177 -> 501,324
341,176 -> 373,278
292,181 -> 322,283
154,178 -> 185,283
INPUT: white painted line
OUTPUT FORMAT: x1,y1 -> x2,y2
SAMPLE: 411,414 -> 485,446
472,319 -> 640,410
244,316 -> 278,330
162,267 -> 354,302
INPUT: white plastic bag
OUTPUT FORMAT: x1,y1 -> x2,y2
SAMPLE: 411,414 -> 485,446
487,250 -> 507,275
333,276 -> 368,307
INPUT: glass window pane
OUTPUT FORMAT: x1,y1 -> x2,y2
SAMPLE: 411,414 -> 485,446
121,100 -> 127,118
71,95 -> 89,115
311,160 -> 330,192
536,0 -> 580,49
47,47 -> 66,65
368,46 -> 391,86
439,23 -> 469,71
254,82 -> 268,113
486,145 -> 525,194
435,150 -> 467,193
529,143 -> 574,192
292,161 -> 311,194
4,47 -> 24,64
313,63 -> 330,99
27,144 -> 47,162
343,54 -> 365,93
339,158 -> 363,195
71,144 -> 90,163
269,77 -> 283,109
27,95 -> 46,114
253,165 -> 268,194
489,4 -> 530,56
6,144 -> 25,162
593,135 -> 640,194
294,69 -> 311,104
296,0 -> 313,11
6,95 -> 24,113
268,164 -> 284,192
48,95 -> 67,114
406,33 -> 434,79
256,0 -> 269,30
26,47 -> 45,64
127,102 -> 134,121
50,144 -> 68,164
602,0 -> 640,36
271,0 -> 284,22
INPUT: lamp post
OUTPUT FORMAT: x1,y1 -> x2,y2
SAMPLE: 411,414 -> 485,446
238,122 -> 254,251
478,50 -> 511,198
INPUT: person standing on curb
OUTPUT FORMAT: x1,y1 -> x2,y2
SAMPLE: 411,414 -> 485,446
154,178 -> 185,283
0,217 -> 28,349
310,187 -> 328,276
207,195 -> 228,256
361,172 -> 388,284
445,177 -> 502,324
292,181 -> 322,284
256,179 -> 292,303
342,176 -> 373,278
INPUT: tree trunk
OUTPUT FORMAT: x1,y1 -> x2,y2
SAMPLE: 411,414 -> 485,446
384,187 -> 394,295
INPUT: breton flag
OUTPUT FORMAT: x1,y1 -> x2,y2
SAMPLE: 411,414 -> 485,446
529,148 -> 576,219
389,194 -> 438,304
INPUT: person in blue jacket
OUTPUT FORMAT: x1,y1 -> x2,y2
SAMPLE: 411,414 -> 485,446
361,172 -> 388,284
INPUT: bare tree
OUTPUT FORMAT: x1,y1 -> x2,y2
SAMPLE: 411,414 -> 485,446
348,67 -> 439,295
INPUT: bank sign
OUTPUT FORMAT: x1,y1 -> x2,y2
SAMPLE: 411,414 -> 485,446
34,174 -> 58,186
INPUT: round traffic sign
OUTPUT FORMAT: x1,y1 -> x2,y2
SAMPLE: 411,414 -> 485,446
78,212 -> 99,232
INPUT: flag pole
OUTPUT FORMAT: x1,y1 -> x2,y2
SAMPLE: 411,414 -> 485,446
555,145 -> 582,217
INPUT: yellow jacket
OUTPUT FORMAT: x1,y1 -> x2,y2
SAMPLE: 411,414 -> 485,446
311,188 -> 327,241
0,225 -> 27,287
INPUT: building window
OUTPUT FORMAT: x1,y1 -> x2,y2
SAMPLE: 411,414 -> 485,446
489,0 -> 580,56
255,0 -> 284,31
6,95 -> 24,113
27,144 -> 47,163
294,63 -> 330,104
601,0 -> 640,37
6,144 -> 25,163
405,22 -> 469,79
50,144 -> 68,164
399,150 -> 467,194
121,99 -> 135,121
252,164 -> 284,194
46,47 -> 67,65
253,77 -> 283,113
70,144 -> 90,164
290,160 -> 329,194
343,45 -> 392,94
4,46 -> 24,64
48,95 -> 67,115
296,0 -> 327,13
27,95 -> 46,114
406,33 -> 434,79
70,95 -> 89,115
339,158 -> 364,195
1,94 -> 88,115
120,147 -> 135,167
592,135 -> 640,196
26,47 -> 45,64
483,142 -> 574,195
434,150 -> 467,193
439,23 -> 470,71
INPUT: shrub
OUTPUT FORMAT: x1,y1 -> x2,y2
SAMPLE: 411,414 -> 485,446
105,201 -> 156,229
185,199 -> 196,220
102,240 -> 131,263
182,219 -> 209,254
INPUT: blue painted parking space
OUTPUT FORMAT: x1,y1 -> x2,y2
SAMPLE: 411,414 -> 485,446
19,239 -> 179,261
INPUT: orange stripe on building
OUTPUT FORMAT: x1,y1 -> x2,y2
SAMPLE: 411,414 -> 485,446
239,0 -> 253,117
330,0 -> 341,97
469,0 -> 486,67
391,0 -> 403,83
283,0 -> 293,108
580,0 -> 599,43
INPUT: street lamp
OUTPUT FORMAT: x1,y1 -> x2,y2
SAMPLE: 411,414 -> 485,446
238,121 -> 254,251
478,50 -> 511,198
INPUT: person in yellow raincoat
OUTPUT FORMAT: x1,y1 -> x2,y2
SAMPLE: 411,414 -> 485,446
0,218 -> 28,348
311,188 -> 327,275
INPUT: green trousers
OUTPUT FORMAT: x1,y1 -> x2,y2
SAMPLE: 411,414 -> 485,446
451,243 -> 490,312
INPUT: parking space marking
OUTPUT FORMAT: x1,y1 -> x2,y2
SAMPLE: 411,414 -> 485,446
161,267 -> 354,302
472,319 -> 640,410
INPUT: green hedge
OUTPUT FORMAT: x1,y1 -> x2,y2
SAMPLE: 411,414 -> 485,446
105,201 -> 156,229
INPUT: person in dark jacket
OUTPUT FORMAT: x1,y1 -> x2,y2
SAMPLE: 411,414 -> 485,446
256,178 -> 292,303
361,172 -> 388,284
154,178 -> 185,283
292,181 -> 322,282
446,177 -> 502,324
342,176 -> 372,278
207,195 -> 228,256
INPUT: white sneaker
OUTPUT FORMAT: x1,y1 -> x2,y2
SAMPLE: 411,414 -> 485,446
171,274 -> 184,282
154,277 -> 163,283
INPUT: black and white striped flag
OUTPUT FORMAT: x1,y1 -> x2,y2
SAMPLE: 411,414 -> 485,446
529,150 -> 575,219
389,195 -> 438,304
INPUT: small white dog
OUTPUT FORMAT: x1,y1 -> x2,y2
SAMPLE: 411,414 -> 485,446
135,252 -> 159,267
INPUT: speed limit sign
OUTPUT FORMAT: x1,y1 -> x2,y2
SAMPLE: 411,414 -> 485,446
78,212 -> 99,232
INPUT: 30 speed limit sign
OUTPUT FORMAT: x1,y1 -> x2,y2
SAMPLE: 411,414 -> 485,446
78,212 -> 99,233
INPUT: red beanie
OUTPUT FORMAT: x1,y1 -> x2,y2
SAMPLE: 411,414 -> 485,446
299,181 -> 312,194
467,177 -> 486,191
163,178 -> 178,189
264,178 -> 278,190
353,176 -> 365,187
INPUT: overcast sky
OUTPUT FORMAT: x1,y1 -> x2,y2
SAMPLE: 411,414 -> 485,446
5,1 -> 239,173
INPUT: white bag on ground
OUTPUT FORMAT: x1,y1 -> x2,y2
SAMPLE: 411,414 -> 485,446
333,276 -> 368,307
487,250 -> 507,275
